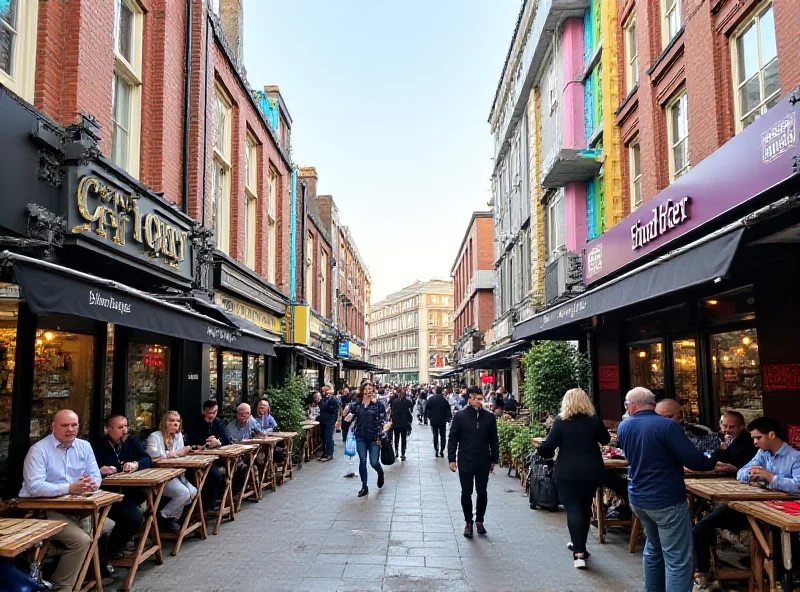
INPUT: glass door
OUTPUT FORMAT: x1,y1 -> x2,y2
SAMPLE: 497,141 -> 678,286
710,328 -> 761,424
671,338 -> 699,423
628,341 -> 665,399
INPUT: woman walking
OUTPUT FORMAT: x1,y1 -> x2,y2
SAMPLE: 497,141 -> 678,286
146,411 -> 197,533
344,381 -> 387,497
389,390 -> 414,460
537,388 -> 610,569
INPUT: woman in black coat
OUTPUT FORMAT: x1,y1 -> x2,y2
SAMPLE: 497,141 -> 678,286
537,388 -> 610,570
388,391 -> 414,460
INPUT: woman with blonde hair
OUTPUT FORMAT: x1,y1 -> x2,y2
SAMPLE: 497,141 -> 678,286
538,388 -> 610,569
146,411 -> 197,533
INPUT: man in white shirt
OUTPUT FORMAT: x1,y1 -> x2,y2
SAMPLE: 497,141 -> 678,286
20,409 -> 115,591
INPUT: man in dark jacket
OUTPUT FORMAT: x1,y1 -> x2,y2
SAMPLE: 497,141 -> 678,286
185,400 -> 230,512
498,387 -> 517,418
93,414 -> 151,559
318,385 -> 341,462
425,386 -> 452,457
448,386 -> 499,538
389,391 -> 414,460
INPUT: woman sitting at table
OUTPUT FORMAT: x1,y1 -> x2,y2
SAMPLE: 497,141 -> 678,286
146,411 -> 197,534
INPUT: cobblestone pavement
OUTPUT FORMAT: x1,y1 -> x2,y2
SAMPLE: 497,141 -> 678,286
121,425 -> 644,592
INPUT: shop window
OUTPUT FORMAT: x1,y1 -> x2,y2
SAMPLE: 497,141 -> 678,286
0,0 -> 38,102
104,325 -> 115,421
220,351 -> 242,423
31,330 -> 94,444
0,301 -> 18,493
127,343 -> 169,436
247,354 -> 264,402
711,329 -> 761,422
628,342 -> 665,398
672,339 -> 699,423
209,347 -> 218,400
732,2 -> 779,132
702,288 -> 756,325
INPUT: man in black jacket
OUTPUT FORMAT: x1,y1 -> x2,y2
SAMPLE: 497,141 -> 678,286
498,387 -> 517,418
184,400 -> 230,512
425,386 -> 452,457
93,414 -> 151,559
448,386 -> 499,538
318,385 -> 341,462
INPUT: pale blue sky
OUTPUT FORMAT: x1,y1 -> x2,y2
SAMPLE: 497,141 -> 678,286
243,1 -> 522,302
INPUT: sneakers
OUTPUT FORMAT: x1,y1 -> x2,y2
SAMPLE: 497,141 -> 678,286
573,554 -> 586,569
692,579 -> 721,591
476,522 -> 487,536
434,450 -> 440,458
158,515 -> 181,534
358,486 -> 369,497
401,455 -> 406,461
377,473 -> 385,488
463,522 -> 474,538
566,542 -> 591,558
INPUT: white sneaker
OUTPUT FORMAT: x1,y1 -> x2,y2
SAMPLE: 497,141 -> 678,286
573,556 -> 586,569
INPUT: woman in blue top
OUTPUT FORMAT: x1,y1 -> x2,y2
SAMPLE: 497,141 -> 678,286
344,381 -> 387,497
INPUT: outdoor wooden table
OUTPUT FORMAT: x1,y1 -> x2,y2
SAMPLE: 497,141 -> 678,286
192,444 -> 258,534
300,421 -> 321,461
685,469 -> 735,479
686,479 -> 800,503
101,467 -> 184,591
242,437 -> 280,496
0,517 -> 67,586
593,458 -> 629,544
269,432 -> 297,484
153,455 -> 217,555
729,500 -> 800,592
16,490 -> 124,592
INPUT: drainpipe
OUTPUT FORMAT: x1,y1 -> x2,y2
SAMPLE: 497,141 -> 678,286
289,168 -> 298,341
180,0 -> 193,214
300,181 -> 308,304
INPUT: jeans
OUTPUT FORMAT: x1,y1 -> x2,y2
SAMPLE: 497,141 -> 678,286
356,437 -> 383,487
431,423 -> 446,453
459,470 -> 489,523
692,504 -> 750,574
323,422 -> 336,458
556,478 -> 599,554
107,494 -> 144,554
631,500 -> 693,592
393,427 -> 408,456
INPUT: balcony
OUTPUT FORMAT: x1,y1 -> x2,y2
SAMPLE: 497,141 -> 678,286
544,250 -> 584,305
541,149 -> 602,188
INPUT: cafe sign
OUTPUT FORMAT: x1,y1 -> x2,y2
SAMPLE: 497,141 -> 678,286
66,169 -> 194,282
215,293 -> 283,335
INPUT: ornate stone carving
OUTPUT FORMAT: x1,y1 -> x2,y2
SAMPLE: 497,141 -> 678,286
37,150 -> 64,187
191,224 -> 216,291
26,204 -> 67,260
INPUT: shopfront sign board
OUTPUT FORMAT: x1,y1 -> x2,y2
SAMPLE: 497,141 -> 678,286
214,293 -> 283,335
337,341 -> 350,359
584,95 -> 799,285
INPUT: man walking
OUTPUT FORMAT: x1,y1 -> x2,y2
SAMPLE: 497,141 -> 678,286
425,386 -> 452,457
448,386 -> 499,539
389,390 -> 414,460
617,387 -> 713,592
318,385 -> 341,462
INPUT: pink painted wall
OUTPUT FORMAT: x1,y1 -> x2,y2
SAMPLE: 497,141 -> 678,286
565,184 -> 588,251
562,17 -> 585,149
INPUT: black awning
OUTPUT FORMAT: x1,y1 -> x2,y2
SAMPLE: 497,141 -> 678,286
277,344 -> 338,368
433,369 -> 462,379
514,228 -> 744,340
458,339 -> 529,369
6,252 -> 247,350
341,359 -> 382,372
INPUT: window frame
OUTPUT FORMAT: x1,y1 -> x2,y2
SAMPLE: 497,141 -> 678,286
666,91 -> 689,182
0,0 -> 38,102
661,0 -> 682,48
546,190 -> 566,261
731,1 -> 779,133
266,167 -> 278,284
244,134 -> 258,269
111,0 -> 143,176
212,85 -> 233,254
628,136 -> 643,210
624,12 -> 639,93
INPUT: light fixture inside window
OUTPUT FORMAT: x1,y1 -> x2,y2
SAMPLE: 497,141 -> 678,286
742,336 -> 751,345
638,350 -> 647,358
707,300 -> 718,305
44,331 -> 54,341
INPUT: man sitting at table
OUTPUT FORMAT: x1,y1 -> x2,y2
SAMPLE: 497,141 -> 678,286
253,399 -> 278,433
185,400 -> 230,513
693,416 -> 800,591
225,402 -> 266,442
92,414 -> 151,559
714,410 -> 757,474
656,399 -> 721,455
19,409 -> 116,592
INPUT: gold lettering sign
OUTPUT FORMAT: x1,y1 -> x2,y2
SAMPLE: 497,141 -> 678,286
75,175 -> 188,269
215,294 -> 283,335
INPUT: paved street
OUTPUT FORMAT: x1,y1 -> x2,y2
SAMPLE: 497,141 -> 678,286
123,427 -> 643,592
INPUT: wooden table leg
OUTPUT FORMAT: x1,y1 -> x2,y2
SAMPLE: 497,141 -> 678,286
285,439 -> 294,480
210,457 -> 235,535
75,505 -> 112,592
780,530 -> 792,592
268,446 -> 276,491
236,450 -> 258,512
595,487 -> 606,544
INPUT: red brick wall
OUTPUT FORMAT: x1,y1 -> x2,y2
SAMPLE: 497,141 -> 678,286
453,214 -> 494,341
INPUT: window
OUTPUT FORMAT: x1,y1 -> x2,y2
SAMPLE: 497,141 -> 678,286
732,3 -> 779,132
629,137 -> 642,210
547,62 -> 556,114
305,231 -> 313,305
212,87 -> 232,253
546,190 -> 566,259
624,13 -> 639,93
244,136 -> 258,269
0,0 -> 38,101
662,0 -> 682,47
667,92 -> 689,181
266,168 -> 278,283
111,0 -> 143,175
320,250 -> 328,318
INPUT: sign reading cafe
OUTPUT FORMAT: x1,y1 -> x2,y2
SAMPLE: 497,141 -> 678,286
630,197 -> 690,250
70,174 -> 192,278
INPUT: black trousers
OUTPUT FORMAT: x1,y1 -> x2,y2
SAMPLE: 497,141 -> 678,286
431,423 -> 446,452
341,420 -> 351,443
107,495 -> 144,554
393,428 -> 408,456
202,464 -> 224,511
693,504 -> 750,574
555,478 -> 599,554
459,470 -> 489,523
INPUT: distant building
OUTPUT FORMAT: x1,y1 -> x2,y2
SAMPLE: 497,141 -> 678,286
369,280 -> 454,384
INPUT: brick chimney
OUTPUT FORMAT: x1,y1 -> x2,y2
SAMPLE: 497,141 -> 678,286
219,0 -> 244,63
298,167 -> 318,201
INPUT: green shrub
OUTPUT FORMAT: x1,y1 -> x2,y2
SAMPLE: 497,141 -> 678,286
522,341 -> 590,418
267,375 -> 307,464
510,424 -> 533,461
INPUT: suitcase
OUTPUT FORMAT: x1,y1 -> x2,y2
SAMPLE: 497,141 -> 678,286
527,451 -> 560,511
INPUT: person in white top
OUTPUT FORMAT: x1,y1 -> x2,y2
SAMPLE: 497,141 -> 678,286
145,411 -> 196,533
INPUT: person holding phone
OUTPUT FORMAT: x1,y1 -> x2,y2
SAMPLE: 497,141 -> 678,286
344,381 -> 387,497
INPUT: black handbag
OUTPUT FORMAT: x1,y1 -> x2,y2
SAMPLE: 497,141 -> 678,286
380,437 -> 396,465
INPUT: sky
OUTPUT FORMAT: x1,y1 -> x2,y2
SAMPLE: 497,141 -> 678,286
243,1 -> 523,303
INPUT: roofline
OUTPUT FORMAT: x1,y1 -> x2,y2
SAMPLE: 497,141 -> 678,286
450,212 -> 493,275
489,0 -> 530,123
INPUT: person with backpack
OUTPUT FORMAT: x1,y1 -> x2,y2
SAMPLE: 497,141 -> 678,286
537,388 -> 610,570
